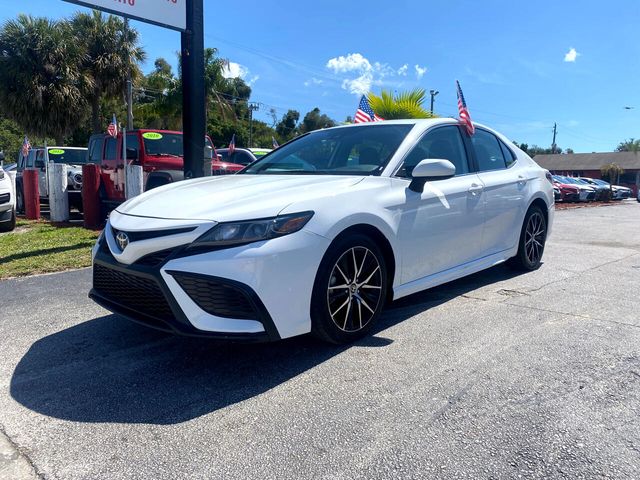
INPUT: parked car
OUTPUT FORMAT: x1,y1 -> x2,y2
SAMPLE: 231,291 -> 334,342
90,119 -> 554,344
551,176 -> 580,202
0,162 -> 16,232
15,146 -> 87,213
86,130 -> 244,211
553,186 -> 561,202
554,175 -> 595,201
215,147 -> 272,167
580,177 -> 631,200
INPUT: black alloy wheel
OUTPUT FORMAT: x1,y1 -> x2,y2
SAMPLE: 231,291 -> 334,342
311,234 -> 387,344
508,205 -> 547,271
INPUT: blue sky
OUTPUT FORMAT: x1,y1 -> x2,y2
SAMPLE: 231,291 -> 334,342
4,0 -> 640,152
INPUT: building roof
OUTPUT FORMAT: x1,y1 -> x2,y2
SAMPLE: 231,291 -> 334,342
533,151 -> 640,170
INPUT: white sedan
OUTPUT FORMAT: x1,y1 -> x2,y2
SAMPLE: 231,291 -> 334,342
90,119 -> 554,344
0,163 -> 16,232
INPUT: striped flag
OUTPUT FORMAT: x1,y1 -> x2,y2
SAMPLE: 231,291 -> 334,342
107,114 -> 118,138
228,134 -> 236,155
21,136 -> 31,158
456,80 -> 474,136
272,136 -> 279,149
354,95 -> 384,123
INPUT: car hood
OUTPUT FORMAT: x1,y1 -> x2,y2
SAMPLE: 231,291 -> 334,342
116,174 -> 365,222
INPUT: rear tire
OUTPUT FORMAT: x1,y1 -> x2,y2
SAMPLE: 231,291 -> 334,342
311,234 -> 388,344
16,184 -> 24,214
508,205 -> 547,271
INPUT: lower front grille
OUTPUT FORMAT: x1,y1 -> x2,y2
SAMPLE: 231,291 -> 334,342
171,272 -> 258,320
93,264 -> 174,321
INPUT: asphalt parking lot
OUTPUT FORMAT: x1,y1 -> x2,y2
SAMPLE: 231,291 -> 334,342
1,202 -> 639,479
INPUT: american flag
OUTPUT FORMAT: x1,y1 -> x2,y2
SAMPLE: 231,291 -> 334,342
354,95 -> 384,123
272,136 -> 279,149
21,136 -> 31,158
107,114 -> 118,138
456,80 -> 474,136
228,134 -> 236,155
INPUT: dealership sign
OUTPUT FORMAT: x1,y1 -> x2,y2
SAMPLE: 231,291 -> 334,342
62,0 -> 186,31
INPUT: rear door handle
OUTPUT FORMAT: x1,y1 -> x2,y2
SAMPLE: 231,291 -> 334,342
468,183 -> 484,195
517,175 -> 527,185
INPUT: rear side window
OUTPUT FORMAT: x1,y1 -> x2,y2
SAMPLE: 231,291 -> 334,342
499,140 -> 516,168
229,151 -> 255,166
398,125 -> 470,178
105,137 -> 117,160
472,129 -> 507,171
126,134 -> 140,155
26,150 -> 35,168
89,137 -> 105,162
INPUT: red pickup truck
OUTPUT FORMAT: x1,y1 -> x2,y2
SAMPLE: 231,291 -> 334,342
86,129 -> 243,206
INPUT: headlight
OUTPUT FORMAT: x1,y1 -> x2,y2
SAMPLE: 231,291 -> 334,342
190,211 -> 314,249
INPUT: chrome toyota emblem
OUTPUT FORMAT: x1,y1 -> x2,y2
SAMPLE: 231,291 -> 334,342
115,232 -> 129,251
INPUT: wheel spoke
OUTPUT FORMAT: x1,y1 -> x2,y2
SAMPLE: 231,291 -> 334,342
342,297 -> 352,330
357,298 -> 363,329
335,265 -> 350,284
359,296 -> 375,315
359,265 -> 380,287
355,250 -> 368,281
328,284 -> 350,290
330,297 -> 351,319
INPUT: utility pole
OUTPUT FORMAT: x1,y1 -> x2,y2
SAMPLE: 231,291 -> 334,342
429,89 -> 439,115
248,103 -> 259,148
124,18 -> 133,130
551,122 -> 558,154
181,0 -> 206,178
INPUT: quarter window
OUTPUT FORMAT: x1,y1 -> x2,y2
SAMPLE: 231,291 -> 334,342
472,130 -> 507,171
499,140 -> 516,168
397,126 -> 469,178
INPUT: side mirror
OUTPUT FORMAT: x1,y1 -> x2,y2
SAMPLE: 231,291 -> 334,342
204,145 -> 213,160
0,152 -> 5,162
409,159 -> 456,193
126,148 -> 138,161
35,159 -> 45,169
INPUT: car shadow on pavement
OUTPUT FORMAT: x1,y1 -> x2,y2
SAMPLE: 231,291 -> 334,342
10,263 -> 524,425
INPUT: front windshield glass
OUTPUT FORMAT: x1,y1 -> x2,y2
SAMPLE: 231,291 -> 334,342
242,124 -> 413,175
143,133 -> 184,157
47,148 -> 87,164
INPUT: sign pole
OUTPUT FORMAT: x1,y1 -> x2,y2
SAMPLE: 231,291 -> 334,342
181,0 -> 205,179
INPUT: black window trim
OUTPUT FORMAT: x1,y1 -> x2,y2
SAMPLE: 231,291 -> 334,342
469,127 -> 519,173
392,124 -> 475,179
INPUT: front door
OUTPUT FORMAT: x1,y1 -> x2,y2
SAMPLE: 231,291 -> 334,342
392,125 -> 485,283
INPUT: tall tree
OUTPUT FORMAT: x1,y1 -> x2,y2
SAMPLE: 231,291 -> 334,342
71,10 -> 145,133
615,138 -> 640,153
299,108 -> 336,134
0,15 -> 91,144
367,88 -> 433,120
275,110 -> 300,140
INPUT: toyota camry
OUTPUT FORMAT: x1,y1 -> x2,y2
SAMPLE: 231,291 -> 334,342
90,119 -> 554,344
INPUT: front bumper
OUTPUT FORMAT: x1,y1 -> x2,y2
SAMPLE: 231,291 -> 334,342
90,224 -> 331,341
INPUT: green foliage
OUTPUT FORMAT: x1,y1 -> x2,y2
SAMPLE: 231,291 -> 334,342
0,116 -> 24,162
299,108 -> 336,134
275,110 -> 300,140
0,15 -> 91,143
367,88 -> 434,119
601,163 -> 624,184
615,138 -> 640,153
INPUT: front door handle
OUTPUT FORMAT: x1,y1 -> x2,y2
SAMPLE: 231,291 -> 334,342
468,183 -> 484,195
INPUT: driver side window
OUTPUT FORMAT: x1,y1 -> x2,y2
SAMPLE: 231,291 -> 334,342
397,126 -> 469,178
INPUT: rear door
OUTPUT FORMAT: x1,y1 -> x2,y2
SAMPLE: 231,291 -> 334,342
470,129 -> 526,255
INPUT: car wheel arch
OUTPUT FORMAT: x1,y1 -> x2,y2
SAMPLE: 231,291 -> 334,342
324,223 -> 397,303
527,196 -> 549,227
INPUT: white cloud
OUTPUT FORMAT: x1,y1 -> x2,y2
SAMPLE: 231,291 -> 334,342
222,61 -> 259,86
326,53 -> 372,73
326,53 -> 426,95
304,77 -> 324,87
415,64 -> 427,79
564,47 -> 579,62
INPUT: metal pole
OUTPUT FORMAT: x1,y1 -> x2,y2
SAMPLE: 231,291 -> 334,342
124,18 -> 134,130
181,0 -> 206,178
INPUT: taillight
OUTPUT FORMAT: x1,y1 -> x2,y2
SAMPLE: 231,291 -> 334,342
545,171 -> 553,184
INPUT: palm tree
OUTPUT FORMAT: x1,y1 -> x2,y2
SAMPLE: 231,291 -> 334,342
71,10 -> 146,133
367,88 -> 435,120
0,15 -> 91,144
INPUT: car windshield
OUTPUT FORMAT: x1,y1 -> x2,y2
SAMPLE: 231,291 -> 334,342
593,179 -> 609,186
242,124 -> 413,175
142,133 -> 213,157
47,148 -> 87,164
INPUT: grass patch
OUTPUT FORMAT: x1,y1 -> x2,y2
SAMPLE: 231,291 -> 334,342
0,219 -> 100,279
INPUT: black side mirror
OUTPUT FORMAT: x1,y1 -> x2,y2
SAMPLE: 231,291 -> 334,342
126,148 -> 138,161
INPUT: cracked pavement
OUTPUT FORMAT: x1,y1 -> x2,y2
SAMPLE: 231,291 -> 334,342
0,202 -> 639,479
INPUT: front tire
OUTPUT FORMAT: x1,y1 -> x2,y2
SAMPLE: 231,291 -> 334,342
508,205 -> 547,271
311,234 -> 388,344
0,207 -> 16,232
